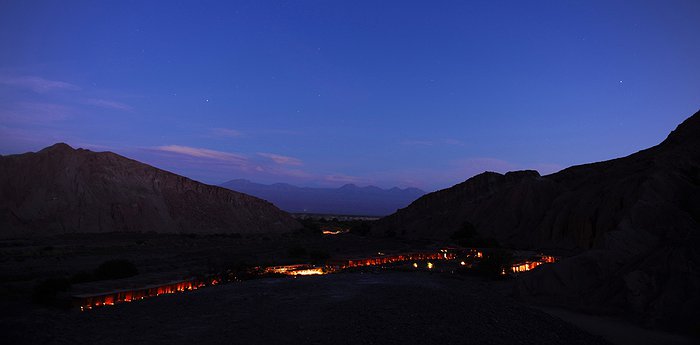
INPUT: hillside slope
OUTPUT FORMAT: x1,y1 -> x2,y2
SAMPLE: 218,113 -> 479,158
0,144 -> 300,237
374,110 -> 700,330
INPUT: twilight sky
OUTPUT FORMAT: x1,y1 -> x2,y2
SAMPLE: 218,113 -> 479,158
1,1 -> 699,191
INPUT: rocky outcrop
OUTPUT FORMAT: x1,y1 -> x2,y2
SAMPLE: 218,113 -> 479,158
374,110 -> 700,331
0,144 -> 301,237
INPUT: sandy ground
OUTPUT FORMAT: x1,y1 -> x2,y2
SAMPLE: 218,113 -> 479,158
2,271 -> 610,345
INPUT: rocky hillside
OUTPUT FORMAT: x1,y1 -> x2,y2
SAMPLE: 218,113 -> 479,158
0,144 -> 301,237
374,110 -> 700,331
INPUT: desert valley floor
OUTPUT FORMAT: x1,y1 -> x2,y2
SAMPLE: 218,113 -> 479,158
5,271 -> 611,345
0,233 -> 694,345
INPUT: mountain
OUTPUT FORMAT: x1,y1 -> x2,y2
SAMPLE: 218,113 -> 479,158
220,179 -> 425,216
374,110 -> 700,331
0,143 -> 300,238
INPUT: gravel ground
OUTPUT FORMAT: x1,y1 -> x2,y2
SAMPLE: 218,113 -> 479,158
2,271 -> 610,345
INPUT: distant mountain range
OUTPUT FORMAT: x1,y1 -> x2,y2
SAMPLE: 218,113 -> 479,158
220,179 -> 425,216
0,143 -> 300,237
374,109 -> 700,330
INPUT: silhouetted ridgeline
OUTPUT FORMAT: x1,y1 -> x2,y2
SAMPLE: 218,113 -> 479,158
374,110 -> 700,332
220,179 -> 425,216
0,144 -> 300,238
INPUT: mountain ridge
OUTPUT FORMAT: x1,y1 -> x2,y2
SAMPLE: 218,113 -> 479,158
373,109 -> 700,330
0,143 -> 301,237
220,179 -> 425,216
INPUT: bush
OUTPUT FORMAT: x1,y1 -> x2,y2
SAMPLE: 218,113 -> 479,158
473,249 -> 513,278
308,249 -> 330,264
70,271 -> 96,284
296,218 -> 322,235
451,221 -> 478,240
224,261 -> 256,280
32,277 -> 71,307
33,260 -> 139,308
94,259 -> 138,280
451,221 -> 500,248
350,221 -> 371,236
288,246 -> 307,258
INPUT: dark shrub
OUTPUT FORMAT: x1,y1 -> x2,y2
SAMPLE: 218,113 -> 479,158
94,259 -> 138,280
288,246 -> 307,258
478,237 -> 501,248
70,271 -> 96,284
451,221 -> 477,240
32,277 -> 71,307
691,320 -> 700,338
473,249 -> 513,279
452,221 -> 500,248
350,221 -> 371,236
308,249 -> 330,264
296,218 -> 322,235
225,260 -> 251,272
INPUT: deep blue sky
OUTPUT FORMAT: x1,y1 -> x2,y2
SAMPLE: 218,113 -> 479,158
1,1 -> 699,191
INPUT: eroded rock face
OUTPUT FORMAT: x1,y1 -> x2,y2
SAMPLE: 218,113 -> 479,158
0,144 -> 301,237
374,110 -> 700,330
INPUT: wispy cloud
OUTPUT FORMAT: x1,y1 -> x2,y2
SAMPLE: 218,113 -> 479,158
401,138 -> 465,147
281,169 -> 313,178
0,101 -> 75,124
401,140 -> 434,146
323,174 -> 367,185
0,76 -> 80,93
145,144 -> 316,183
210,127 -> 243,138
154,145 -> 248,163
147,145 -> 560,191
441,139 -> 465,146
84,98 -> 133,111
257,152 -> 303,166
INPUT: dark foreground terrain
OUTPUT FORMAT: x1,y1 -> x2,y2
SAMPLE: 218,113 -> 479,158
1,232 -> 697,344
5,234 -> 700,344
4,271 -> 610,345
